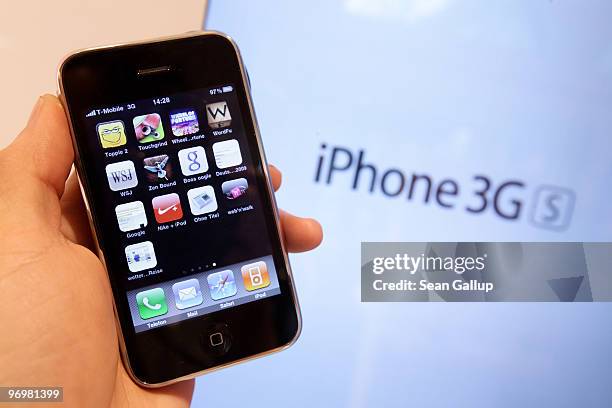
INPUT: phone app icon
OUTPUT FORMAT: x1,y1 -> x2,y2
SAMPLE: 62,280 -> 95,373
170,109 -> 200,136
206,101 -> 232,128
115,201 -> 147,232
207,270 -> 237,301
97,120 -> 127,148
221,178 -> 248,199
133,113 -> 165,143
212,139 -> 242,169
106,160 -> 138,191
172,278 -> 204,309
125,241 -> 157,272
241,261 -> 270,291
136,288 -> 168,320
143,154 -> 172,183
187,185 -> 218,215
152,193 -> 183,223
178,146 -> 208,176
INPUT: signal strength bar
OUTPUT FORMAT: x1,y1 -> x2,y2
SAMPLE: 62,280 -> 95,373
85,109 -> 97,118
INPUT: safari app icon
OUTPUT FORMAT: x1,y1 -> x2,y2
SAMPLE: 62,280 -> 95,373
207,270 -> 237,300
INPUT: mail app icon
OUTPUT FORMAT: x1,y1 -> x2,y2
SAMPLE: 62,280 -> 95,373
179,286 -> 197,301
172,278 -> 204,310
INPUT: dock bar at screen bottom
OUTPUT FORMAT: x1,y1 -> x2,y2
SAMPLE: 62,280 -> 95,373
127,254 -> 281,333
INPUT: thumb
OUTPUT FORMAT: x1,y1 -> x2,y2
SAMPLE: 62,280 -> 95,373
0,95 -> 74,236
5,95 -> 74,197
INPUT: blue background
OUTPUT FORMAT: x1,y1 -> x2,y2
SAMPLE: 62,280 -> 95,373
196,1 -> 612,406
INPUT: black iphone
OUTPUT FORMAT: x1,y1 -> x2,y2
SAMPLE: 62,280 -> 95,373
58,31 -> 301,386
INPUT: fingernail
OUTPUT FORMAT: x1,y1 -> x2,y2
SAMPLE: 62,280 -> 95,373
27,96 -> 44,126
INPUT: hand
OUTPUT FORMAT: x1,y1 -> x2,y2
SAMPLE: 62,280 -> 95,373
0,95 -> 322,407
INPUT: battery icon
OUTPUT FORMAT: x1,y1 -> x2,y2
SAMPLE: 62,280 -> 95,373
222,85 -> 233,93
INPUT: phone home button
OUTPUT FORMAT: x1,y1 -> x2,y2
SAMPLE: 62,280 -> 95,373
203,323 -> 232,356
209,332 -> 224,347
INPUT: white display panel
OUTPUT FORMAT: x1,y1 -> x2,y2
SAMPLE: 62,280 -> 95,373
200,1 -> 612,406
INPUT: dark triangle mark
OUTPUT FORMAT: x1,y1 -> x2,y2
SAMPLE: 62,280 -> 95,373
548,276 -> 584,302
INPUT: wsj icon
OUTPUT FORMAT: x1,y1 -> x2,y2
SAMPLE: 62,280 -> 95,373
530,185 -> 575,231
106,160 -> 138,191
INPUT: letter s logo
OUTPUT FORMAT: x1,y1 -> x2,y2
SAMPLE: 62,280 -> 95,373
542,194 -> 561,222
530,185 -> 576,231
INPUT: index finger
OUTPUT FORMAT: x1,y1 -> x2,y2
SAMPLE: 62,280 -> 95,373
269,165 -> 282,191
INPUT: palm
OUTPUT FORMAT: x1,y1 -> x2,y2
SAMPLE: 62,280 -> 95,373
0,97 -> 194,408
0,96 -> 322,407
